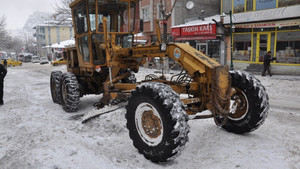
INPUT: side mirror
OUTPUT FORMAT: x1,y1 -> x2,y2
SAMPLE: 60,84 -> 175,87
139,19 -> 144,32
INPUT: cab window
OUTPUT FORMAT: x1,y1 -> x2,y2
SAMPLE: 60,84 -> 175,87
74,2 -> 88,34
81,36 -> 90,62
88,0 -> 96,32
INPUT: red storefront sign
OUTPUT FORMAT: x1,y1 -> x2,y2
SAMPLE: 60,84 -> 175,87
174,35 -> 216,41
171,24 -> 217,41
181,24 -> 216,36
171,27 -> 181,36
171,24 -> 217,37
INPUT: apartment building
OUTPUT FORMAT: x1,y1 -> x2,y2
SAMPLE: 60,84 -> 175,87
222,0 -> 300,73
34,21 -> 74,56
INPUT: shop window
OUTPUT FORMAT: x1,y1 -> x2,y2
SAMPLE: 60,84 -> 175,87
256,0 -> 276,10
208,41 -> 221,61
278,26 -> 300,31
233,0 -> 245,13
233,34 -> 252,61
234,28 -> 252,33
278,0 -> 300,7
252,34 -> 257,62
276,31 -> 300,64
253,28 -> 275,32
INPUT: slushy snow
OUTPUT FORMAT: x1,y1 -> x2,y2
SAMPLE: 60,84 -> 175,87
0,63 -> 299,169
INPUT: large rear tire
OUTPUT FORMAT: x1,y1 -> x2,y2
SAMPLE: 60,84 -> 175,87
50,71 -> 63,104
216,70 -> 269,134
60,72 -> 80,112
126,82 -> 189,163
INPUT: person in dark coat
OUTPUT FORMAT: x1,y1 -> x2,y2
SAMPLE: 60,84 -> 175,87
0,63 -> 7,105
3,59 -> 7,69
262,51 -> 276,76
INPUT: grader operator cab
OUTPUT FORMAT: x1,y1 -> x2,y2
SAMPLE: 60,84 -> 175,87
50,0 -> 269,163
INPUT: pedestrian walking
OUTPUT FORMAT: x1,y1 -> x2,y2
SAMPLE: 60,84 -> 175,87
0,62 -> 7,105
262,51 -> 276,76
3,59 -> 7,69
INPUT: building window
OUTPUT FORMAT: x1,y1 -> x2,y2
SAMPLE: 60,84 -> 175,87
256,0 -> 276,10
70,27 -> 73,39
233,0 -> 245,13
56,26 -> 60,43
40,27 -> 45,34
276,31 -> 300,64
157,4 -> 163,19
278,0 -> 300,7
142,6 -> 150,22
246,0 -> 253,11
233,34 -> 252,61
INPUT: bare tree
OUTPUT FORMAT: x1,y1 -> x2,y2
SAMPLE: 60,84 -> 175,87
159,0 -> 177,43
5,36 -> 24,54
0,15 -> 9,49
53,0 -> 74,22
0,15 -> 24,54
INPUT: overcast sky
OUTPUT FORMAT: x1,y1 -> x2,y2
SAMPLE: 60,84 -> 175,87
0,0 -> 56,30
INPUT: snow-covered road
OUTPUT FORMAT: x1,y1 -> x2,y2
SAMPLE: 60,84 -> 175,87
0,63 -> 299,169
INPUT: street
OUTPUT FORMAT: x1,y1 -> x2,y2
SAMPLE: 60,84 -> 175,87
0,63 -> 299,169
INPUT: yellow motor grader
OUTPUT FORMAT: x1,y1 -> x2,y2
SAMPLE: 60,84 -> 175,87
50,0 -> 269,163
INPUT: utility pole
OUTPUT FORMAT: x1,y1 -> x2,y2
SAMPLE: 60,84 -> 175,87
229,10 -> 234,70
159,0 -> 177,75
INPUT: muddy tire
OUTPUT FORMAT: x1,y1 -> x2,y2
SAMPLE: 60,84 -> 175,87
216,70 -> 269,134
50,71 -> 63,104
126,82 -> 189,163
60,72 -> 80,112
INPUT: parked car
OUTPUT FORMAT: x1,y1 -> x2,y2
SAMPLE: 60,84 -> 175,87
31,56 -> 40,63
24,55 -> 32,62
40,57 -> 49,64
1,58 -> 22,67
51,58 -> 67,66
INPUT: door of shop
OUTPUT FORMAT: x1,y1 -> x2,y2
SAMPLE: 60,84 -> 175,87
196,43 -> 208,55
256,33 -> 271,62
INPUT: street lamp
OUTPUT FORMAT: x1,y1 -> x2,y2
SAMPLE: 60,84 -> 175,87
229,10 -> 234,70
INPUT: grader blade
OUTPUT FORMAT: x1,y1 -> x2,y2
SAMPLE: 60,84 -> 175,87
81,102 -> 127,123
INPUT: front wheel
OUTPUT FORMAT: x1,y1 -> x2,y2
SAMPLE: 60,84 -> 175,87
60,72 -> 80,112
50,71 -> 63,104
126,82 -> 189,163
216,70 -> 269,134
